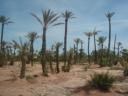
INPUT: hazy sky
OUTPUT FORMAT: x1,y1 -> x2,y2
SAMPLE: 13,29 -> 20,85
1,0 -> 128,52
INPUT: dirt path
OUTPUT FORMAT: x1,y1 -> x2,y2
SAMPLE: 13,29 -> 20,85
0,64 -> 127,96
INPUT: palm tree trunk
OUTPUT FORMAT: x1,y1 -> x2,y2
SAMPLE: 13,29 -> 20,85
41,27 -> 48,76
80,43 -> 83,62
107,18 -> 111,65
64,20 -> 68,67
49,54 -> 53,73
113,34 -> 116,56
56,47 -> 60,73
76,43 -> 78,63
20,57 -> 26,79
30,41 -> 34,66
117,44 -> 120,62
1,23 -> 4,51
73,44 -> 76,64
88,37 -> 90,65
94,35 -> 97,64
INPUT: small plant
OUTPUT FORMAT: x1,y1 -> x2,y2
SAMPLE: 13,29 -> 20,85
123,67 -> 128,76
88,72 -> 115,91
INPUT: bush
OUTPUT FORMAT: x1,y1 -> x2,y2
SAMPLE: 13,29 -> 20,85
123,67 -> 128,76
88,72 -> 115,91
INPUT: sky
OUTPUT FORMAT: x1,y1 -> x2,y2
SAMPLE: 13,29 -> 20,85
0,0 -> 128,52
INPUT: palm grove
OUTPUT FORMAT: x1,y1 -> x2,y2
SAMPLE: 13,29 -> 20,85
0,9 -> 128,79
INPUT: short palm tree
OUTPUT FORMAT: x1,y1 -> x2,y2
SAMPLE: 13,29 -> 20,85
0,16 -> 13,51
14,39 -> 29,79
97,36 -> 107,66
74,38 -> 81,63
31,9 -> 60,76
26,32 -> 38,66
85,32 -> 93,65
105,12 -> 115,64
79,39 -> 84,62
62,10 -> 74,69
92,28 -> 101,64
54,42 -> 62,73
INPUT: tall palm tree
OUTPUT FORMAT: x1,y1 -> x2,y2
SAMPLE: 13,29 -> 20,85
92,28 -> 100,64
54,42 -> 62,73
117,42 -> 122,61
74,38 -> 81,63
31,9 -> 60,76
105,12 -> 115,64
85,32 -> 93,65
113,34 -> 117,56
0,16 -> 13,51
62,10 -> 74,68
26,32 -> 38,66
97,36 -> 107,66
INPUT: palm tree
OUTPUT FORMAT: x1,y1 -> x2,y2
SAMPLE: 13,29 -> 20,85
97,36 -> 106,51
0,16 -> 13,51
54,42 -> 62,73
105,12 -> 115,64
97,36 -> 107,66
92,28 -> 100,64
79,39 -> 84,62
117,42 -> 122,61
31,9 -> 60,76
26,32 -> 38,66
84,32 -> 93,65
113,34 -> 117,56
74,38 -> 81,63
14,39 -> 29,79
62,10 -> 74,69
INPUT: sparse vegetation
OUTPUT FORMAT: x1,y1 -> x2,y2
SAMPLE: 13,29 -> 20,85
1,1 -> 128,96
88,73 -> 115,91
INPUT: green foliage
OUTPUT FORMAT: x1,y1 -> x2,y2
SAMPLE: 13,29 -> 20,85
88,72 -> 115,91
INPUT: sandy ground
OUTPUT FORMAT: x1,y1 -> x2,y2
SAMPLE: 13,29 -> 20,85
0,62 -> 128,96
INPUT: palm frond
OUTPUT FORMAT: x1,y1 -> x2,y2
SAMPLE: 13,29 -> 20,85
31,13 -> 43,25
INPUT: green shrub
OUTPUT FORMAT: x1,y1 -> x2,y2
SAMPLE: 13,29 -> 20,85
88,72 -> 115,91
123,67 -> 128,76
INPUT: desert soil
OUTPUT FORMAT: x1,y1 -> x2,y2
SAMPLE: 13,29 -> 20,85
0,63 -> 128,96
